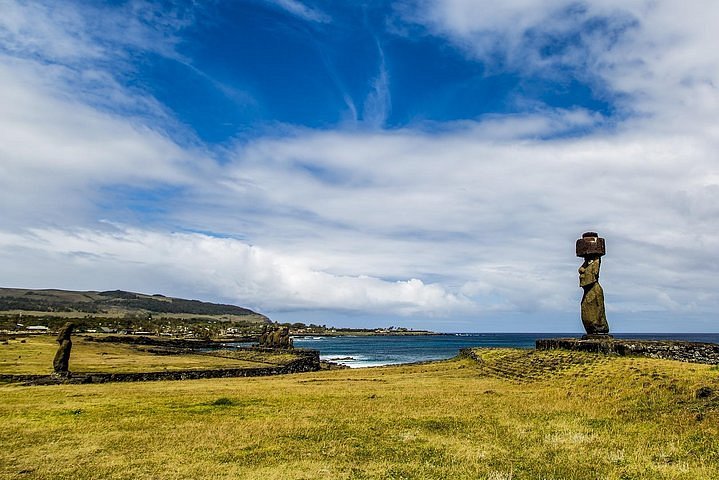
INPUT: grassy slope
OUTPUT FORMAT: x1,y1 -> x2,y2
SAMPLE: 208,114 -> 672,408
1,349 -> 718,479
0,336 -> 299,374
0,287 -> 269,323
1,311 -> 270,323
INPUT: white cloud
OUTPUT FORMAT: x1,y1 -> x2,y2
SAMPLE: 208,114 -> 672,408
265,0 -> 331,23
0,1 -> 102,61
363,41 -> 392,127
0,56 -> 202,229
0,0 -> 192,63
0,0 -> 210,229
400,0 -> 719,124
397,0 -> 626,73
215,120 -> 719,315
0,227 -> 467,316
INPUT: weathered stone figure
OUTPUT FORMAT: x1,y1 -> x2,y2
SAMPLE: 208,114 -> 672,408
259,324 -> 269,346
258,325 -> 293,349
53,322 -> 75,374
270,326 -> 282,346
576,232 -> 610,337
278,326 -> 293,349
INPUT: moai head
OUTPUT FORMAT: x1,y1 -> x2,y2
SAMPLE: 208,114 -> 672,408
56,322 -> 75,343
577,232 -> 605,285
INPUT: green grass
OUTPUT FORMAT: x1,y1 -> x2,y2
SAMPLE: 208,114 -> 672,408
1,348 -> 718,479
0,335 -> 300,374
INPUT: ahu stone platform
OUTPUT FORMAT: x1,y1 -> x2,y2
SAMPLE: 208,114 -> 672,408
536,338 -> 719,365
0,349 -> 321,386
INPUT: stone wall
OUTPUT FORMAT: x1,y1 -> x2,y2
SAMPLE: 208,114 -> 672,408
0,349 -> 321,385
86,335 -> 238,349
536,338 -> 719,365
458,348 -> 485,364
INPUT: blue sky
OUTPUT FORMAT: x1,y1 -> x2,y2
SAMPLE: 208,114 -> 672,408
134,1 -> 616,140
1,0 -> 719,332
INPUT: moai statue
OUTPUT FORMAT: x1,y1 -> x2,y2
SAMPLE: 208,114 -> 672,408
53,322 -> 75,374
576,232 -> 611,338
258,324 -> 269,347
257,325 -> 293,349
270,327 -> 283,347
278,326 -> 293,349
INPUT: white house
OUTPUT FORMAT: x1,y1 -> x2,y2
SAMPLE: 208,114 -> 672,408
27,325 -> 49,331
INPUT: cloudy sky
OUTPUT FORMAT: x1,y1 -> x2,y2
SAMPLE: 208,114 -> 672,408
1,0 -> 718,332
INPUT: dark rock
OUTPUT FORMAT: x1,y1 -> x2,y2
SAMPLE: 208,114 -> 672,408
320,360 -> 350,370
695,386 -> 714,398
458,348 -> 485,364
87,335 -> 229,349
536,338 -> 719,365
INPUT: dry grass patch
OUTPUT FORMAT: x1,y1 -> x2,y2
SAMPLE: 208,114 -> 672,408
1,349 -> 718,479
0,335 -> 301,375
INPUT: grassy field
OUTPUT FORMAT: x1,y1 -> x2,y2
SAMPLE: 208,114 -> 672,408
1,348 -> 718,479
0,335 -> 299,374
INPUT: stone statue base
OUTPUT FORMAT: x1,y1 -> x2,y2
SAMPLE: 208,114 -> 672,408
581,334 -> 614,340
536,338 -> 719,365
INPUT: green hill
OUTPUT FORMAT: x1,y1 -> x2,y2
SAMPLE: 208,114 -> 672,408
0,288 -> 270,332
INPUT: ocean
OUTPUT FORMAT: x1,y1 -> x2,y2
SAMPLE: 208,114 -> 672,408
291,333 -> 719,368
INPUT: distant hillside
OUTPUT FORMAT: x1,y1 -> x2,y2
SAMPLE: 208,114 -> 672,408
0,287 -> 269,322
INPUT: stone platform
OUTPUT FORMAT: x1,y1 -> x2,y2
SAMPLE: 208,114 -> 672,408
0,349 -> 321,385
536,338 -> 719,365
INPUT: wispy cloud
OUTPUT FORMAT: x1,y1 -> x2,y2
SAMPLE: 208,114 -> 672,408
0,56 -> 199,228
0,0 -> 193,63
397,1 -> 636,71
398,0 -> 719,123
0,0 -> 203,136
265,0 -> 331,23
362,40 -> 391,127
